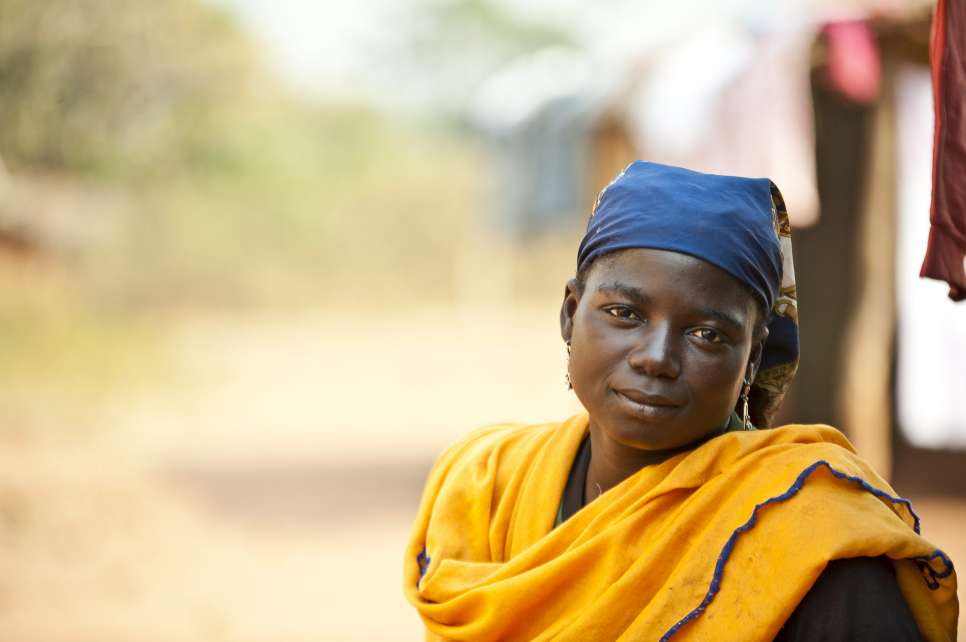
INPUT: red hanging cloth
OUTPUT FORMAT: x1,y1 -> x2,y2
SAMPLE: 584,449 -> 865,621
922,0 -> 966,301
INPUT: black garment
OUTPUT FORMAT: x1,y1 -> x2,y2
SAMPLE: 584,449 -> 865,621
557,436 -> 923,641
774,556 -> 922,641
558,433 -> 592,523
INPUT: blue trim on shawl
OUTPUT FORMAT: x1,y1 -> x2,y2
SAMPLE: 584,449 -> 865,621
417,548 -> 431,581
659,460 -> 955,642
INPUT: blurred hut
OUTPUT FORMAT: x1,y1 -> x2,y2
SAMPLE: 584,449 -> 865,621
469,47 -> 629,240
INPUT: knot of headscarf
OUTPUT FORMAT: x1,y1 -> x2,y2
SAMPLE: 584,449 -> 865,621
576,161 -> 799,426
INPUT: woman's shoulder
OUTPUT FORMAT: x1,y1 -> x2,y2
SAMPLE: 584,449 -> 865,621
732,423 -> 862,461
761,423 -> 886,476
703,423 -> 912,522
697,423 -> 897,497
763,422 -> 854,446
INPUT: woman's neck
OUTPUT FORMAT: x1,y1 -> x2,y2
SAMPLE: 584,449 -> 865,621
583,424 -> 721,502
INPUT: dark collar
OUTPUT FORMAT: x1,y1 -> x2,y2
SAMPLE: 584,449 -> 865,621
558,434 -> 592,525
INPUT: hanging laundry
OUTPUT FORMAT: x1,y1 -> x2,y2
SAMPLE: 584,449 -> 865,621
628,24 -> 820,227
821,20 -> 882,104
921,0 -> 966,301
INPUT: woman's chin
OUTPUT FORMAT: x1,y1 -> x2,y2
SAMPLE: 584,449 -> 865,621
602,416 -> 721,454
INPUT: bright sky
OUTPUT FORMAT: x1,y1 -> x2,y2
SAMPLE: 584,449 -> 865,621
210,0 -> 810,104
208,0 -> 399,96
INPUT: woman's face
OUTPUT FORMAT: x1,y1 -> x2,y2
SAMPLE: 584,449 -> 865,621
560,248 -> 763,452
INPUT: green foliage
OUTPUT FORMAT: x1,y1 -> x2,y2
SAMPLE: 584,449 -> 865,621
0,0 -> 254,174
0,0 -> 491,310
127,100 -> 484,307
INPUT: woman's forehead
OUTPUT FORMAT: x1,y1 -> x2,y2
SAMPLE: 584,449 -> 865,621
585,248 -> 758,314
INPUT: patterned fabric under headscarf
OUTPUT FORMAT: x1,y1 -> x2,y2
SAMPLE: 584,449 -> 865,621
576,161 -> 799,427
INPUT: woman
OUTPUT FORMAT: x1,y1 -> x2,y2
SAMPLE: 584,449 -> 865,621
403,162 -> 958,641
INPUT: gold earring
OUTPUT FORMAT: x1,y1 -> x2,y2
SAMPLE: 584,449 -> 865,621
741,380 -> 751,429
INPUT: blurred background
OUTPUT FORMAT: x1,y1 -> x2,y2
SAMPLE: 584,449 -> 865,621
0,0 -> 963,639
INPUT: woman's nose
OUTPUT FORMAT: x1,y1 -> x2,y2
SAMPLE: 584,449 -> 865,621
626,323 -> 681,379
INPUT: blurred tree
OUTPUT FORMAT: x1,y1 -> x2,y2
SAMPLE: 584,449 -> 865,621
0,0 -> 254,174
0,0 -> 491,309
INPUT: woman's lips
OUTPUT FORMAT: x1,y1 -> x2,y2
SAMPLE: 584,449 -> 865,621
614,388 -> 681,419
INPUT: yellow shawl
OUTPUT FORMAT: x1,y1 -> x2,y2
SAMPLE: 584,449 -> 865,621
403,415 -> 958,641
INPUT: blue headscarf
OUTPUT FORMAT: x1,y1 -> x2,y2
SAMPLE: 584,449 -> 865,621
576,161 -> 799,426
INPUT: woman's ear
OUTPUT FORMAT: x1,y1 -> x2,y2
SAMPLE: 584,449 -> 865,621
560,278 -> 580,344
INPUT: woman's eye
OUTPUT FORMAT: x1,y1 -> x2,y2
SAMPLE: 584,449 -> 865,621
605,306 -> 639,321
691,328 -> 723,343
